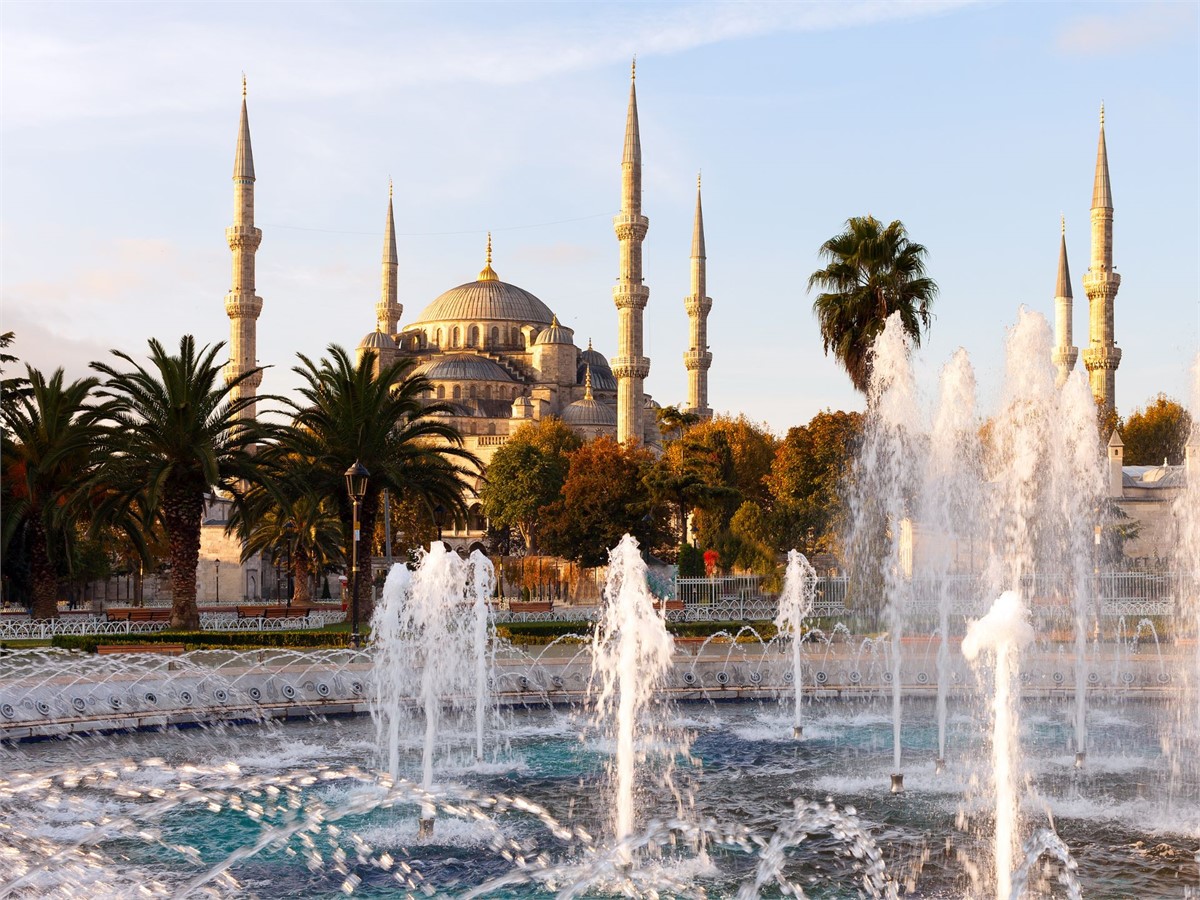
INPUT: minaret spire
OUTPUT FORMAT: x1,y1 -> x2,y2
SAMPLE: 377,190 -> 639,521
612,59 -> 651,444
1082,102 -> 1121,413
1051,216 -> 1078,386
225,76 -> 263,419
376,180 -> 402,335
683,172 -> 713,419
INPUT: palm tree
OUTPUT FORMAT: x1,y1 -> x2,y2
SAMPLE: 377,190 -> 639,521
280,345 -> 479,620
1,367 -> 102,618
235,485 -> 344,604
808,216 -> 938,394
90,336 -> 273,629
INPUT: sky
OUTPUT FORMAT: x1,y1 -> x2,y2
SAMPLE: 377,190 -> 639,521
1,0 -> 1197,434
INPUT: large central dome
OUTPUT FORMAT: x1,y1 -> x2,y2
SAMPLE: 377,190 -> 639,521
414,278 -> 555,326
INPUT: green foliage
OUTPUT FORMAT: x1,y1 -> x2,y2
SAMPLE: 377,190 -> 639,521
479,417 -> 581,552
677,543 -> 705,578
1121,394 -> 1192,466
50,630 -> 352,653
809,216 -> 937,394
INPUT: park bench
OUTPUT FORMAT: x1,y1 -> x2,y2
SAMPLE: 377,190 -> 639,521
509,601 -> 553,614
659,599 -> 685,612
96,643 -> 185,656
106,608 -> 172,623
236,605 -> 310,619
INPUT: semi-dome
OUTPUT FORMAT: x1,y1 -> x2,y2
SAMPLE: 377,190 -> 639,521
416,354 -> 515,383
357,328 -> 397,351
562,397 -> 617,427
535,316 -> 574,345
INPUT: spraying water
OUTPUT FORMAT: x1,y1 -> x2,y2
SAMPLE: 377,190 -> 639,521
369,544 -> 497,833
590,534 -> 676,854
774,550 -> 818,738
849,313 -> 922,787
962,590 -> 1035,900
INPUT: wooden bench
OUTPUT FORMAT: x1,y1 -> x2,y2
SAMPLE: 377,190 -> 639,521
509,601 -> 553,614
96,643 -> 185,655
236,605 -> 310,619
106,608 -> 172,623
659,599 -> 685,612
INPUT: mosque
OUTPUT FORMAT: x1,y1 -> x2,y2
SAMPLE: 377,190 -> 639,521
222,65 -> 714,474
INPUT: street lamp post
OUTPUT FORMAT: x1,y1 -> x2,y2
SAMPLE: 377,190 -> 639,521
283,519 -> 296,613
345,461 -> 370,649
214,558 -> 221,603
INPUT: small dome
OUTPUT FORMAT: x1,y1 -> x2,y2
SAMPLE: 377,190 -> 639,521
416,354 -> 515,383
535,316 -> 574,345
579,339 -> 612,373
358,329 -> 397,351
578,364 -> 616,392
562,397 -> 617,428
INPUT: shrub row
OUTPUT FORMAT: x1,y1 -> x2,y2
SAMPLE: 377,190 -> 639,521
51,630 -> 352,653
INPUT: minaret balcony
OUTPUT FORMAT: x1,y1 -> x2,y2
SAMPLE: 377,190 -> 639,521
613,213 -> 648,241
610,355 -> 650,379
683,350 -> 712,371
225,292 -> 263,318
226,225 -> 262,250
1082,346 -> 1122,371
684,295 -> 712,316
612,285 -> 649,309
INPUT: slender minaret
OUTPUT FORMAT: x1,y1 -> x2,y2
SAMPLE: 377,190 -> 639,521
1082,103 -> 1121,413
1051,215 -> 1078,386
225,75 -> 263,419
376,180 -> 402,335
683,173 -> 713,419
612,59 -> 651,444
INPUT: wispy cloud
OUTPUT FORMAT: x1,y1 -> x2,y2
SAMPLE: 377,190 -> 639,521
1057,2 -> 1197,56
0,1 -> 977,127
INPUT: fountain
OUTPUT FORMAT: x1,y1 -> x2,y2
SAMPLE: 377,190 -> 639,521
774,549 -> 817,738
1,324 -> 1198,897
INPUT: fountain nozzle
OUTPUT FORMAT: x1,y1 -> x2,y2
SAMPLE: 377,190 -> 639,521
1074,751 -> 1086,769
418,817 -> 435,839
890,773 -> 904,793
792,725 -> 803,739
934,757 -> 945,775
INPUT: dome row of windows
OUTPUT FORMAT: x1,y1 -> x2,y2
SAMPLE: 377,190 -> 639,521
402,324 -> 537,352
423,383 -> 524,402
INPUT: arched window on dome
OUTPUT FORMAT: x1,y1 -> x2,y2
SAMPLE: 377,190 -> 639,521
468,325 -> 479,348
436,385 -> 445,400
452,385 -> 461,400
483,385 -> 492,400
469,384 -> 477,400
435,328 -> 442,347
510,327 -> 519,347
490,327 -> 499,348
452,327 -> 460,348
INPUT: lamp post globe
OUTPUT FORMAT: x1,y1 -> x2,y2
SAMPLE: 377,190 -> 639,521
344,461 -> 370,649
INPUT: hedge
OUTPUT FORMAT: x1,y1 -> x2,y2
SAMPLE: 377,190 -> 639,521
51,630 -> 352,654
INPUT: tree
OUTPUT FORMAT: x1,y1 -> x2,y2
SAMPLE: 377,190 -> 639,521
280,345 -> 479,621
1,367 -> 102,617
655,405 -> 701,443
1122,394 -> 1192,466
809,216 -> 937,393
540,436 -> 665,567
765,410 -> 864,556
90,336 -> 272,629
236,488 -> 344,604
479,417 -> 581,553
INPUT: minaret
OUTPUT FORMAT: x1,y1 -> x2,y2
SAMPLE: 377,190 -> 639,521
376,180 -> 402,335
1051,216 -> 1078,386
1082,103 -> 1121,413
611,59 -> 651,445
683,173 -> 713,420
224,75 -> 263,419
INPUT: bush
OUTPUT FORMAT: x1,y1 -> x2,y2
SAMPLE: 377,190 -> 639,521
51,630 -> 352,653
678,543 -> 705,578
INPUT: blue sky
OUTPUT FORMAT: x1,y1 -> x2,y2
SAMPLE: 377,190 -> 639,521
2,1 -> 1196,432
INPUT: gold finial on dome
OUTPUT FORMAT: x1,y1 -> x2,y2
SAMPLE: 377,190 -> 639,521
587,337 -> 593,351
478,231 -> 498,282
584,365 -> 594,400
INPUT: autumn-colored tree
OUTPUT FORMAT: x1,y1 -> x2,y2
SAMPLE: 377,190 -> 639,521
1121,394 -> 1192,466
539,436 -> 665,567
478,417 -> 581,554
764,409 -> 864,556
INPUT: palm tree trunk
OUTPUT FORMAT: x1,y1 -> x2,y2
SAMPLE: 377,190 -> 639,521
162,483 -> 204,630
28,519 -> 59,620
293,551 -> 313,604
